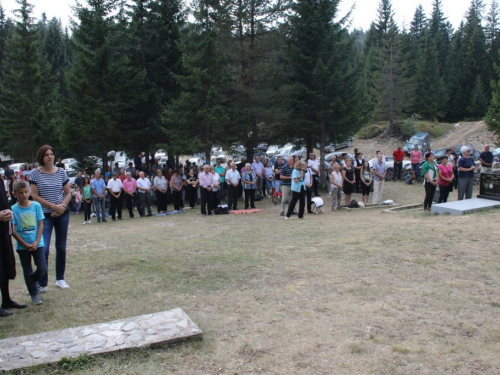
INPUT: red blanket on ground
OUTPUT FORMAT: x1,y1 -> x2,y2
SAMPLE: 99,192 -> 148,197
229,209 -> 263,214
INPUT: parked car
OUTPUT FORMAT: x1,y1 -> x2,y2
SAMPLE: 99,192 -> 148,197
67,170 -> 79,186
323,137 -> 354,153
270,146 -> 295,165
291,147 -> 307,159
430,147 -> 449,164
158,157 -> 169,168
265,145 -> 281,158
369,156 -> 411,170
453,144 -> 479,161
61,158 -> 79,171
155,149 -> 167,160
113,151 -> 128,169
492,147 -> 500,161
323,152 -> 354,171
403,132 -> 431,155
9,163 -> 26,173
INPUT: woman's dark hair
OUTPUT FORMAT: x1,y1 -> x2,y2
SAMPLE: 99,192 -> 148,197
425,152 -> 432,159
36,145 -> 56,166
442,155 -> 448,160
82,176 -> 91,186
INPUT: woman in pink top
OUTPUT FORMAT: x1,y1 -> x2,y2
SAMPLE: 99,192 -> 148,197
437,156 -> 454,203
410,145 -> 422,182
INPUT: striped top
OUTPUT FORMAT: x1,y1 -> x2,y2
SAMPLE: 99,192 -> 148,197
280,164 -> 294,186
30,168 -> 69,213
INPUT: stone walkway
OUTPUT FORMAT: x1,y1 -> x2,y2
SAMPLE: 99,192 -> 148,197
0,308 -> 202,371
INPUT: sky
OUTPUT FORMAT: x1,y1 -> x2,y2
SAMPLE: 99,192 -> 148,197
0,0 -> 475,31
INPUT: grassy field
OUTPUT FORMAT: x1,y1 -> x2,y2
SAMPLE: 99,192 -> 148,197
2,182 -> 500,374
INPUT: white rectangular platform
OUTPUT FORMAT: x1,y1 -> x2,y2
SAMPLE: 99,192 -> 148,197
431,198 -> 500,215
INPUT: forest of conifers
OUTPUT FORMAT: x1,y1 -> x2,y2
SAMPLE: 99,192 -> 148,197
1,0 -> 499,163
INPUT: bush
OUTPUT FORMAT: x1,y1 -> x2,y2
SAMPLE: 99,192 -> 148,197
357,123 -> 386,139
401,114 -> 419,140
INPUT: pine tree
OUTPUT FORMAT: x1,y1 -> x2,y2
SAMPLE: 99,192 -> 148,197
372,25 -> 408,135
429,0 -> 451,76
485,64 -> 500,135
0,0 -> 57,161
163,0 -> 231,159
287,0 -> 366,184
42,17 -> 70,97
468,75 -> 489,118
407,5 -> 426,78
462,0 -> 489,118
62,0 -> 143,163
411,29 -> 446,119
486,0 -> 500,81
0,4 -> 14,80
223,0 -> 287,160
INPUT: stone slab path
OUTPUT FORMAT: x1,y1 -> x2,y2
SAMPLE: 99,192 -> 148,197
0,308 -> 202,371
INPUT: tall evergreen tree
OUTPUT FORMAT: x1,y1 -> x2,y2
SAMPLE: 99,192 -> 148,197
223,0 -> 287,160
486,0 -> 500,81
429,0 -> 451,75
124,0 -> 184,164
163,0 -> 231,159
62,0 -> 143,163
411,28 -> 446,119
42,17 -> 70,97
485,63 -> 500,134
0,0 -> 57,161
372,25 -> 408,135
407,5 -> 426,78
287,0 -> 366,184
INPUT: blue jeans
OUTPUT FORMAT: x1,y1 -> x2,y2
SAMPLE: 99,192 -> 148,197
411,163 -> 420,181
17,248 -> 47,295
264,178 -> 272,196
94,196 -> 106,220
40,209 -> 69,286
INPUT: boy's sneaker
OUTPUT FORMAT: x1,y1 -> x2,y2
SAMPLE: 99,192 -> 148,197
39,286 -> 47,293
82,221 -> 87,225
87,220 -> 92,224
56,280 -> 70,289
31,294 -> 43,305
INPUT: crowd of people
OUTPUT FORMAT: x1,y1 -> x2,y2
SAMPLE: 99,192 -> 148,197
0,142 -> 495,317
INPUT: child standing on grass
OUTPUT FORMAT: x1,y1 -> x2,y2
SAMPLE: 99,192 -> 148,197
74,186 -> 82,215
11,180 -> 47,305
82,176 -> 92,224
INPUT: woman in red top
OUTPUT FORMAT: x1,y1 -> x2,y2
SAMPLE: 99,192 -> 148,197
437,156 -> 454,203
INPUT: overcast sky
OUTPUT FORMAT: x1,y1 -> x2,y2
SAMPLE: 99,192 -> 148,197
0,0 -> 475,31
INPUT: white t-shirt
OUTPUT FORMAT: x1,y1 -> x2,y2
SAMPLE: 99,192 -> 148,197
137,177 -> 151,193
211,173 -> 220,191
332,171 -> 343,186
107,178 -> 123,193
308,159 -> 320,175
304,168 -> 312,186
225,169 -> 241,186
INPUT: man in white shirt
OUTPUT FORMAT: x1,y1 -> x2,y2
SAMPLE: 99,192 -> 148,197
107,172 -> 123,220
225,162 -> 241,210
136,171 -> 153,217
307,153 -> 320,196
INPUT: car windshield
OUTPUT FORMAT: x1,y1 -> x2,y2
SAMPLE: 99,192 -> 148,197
408,137 -> 424,145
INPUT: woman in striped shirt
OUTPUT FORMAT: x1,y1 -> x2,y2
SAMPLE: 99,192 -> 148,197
30,145 -> 71,291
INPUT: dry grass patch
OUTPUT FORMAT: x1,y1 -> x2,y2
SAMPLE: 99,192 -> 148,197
1,182 -> 500,374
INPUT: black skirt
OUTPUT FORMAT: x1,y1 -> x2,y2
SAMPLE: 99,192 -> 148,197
0,182 -> 16,283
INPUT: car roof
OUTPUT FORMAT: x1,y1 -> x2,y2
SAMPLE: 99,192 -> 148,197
411,132 -> 430,138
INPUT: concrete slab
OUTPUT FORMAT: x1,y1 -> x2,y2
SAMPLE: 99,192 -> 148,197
0,308 -> 202,371
431,198 -> 500,215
